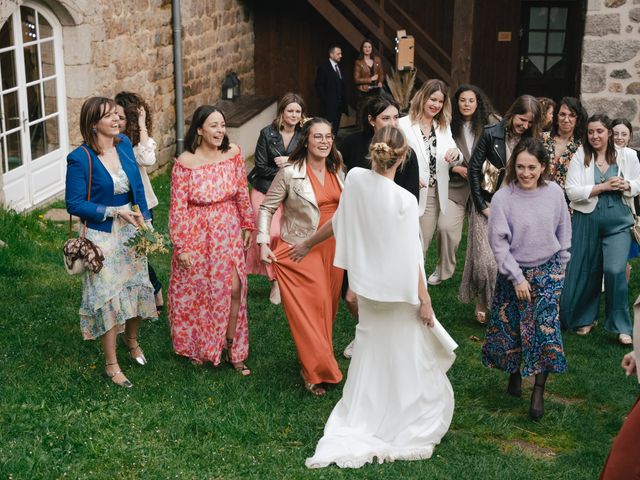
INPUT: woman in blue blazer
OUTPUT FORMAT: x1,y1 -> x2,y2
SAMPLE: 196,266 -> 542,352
65,96 -> 157,388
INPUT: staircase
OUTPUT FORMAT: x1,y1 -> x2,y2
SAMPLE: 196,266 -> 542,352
307,0 -> 452,84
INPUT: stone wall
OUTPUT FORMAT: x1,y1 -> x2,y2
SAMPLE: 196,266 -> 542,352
0,0 -> 255,206
582,0 -> 640,147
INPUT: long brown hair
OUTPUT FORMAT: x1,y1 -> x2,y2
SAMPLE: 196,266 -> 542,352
288,118 -> 343,174
583,114 -> 616,167
408,79 -> 451,129
79,97 -> 120,154
503,95 -> 541,139
114,91 -> 153,147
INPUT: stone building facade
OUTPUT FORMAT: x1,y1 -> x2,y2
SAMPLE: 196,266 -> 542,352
0,0 -> 254,209
582,0 -> 640,147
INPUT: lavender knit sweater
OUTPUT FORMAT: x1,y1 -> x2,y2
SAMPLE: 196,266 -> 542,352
488,181 -> 571,285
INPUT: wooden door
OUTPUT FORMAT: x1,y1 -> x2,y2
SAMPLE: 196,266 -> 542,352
517,1 -> 585,100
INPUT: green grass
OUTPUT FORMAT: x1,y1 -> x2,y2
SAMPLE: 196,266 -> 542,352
1,170 -> 638,479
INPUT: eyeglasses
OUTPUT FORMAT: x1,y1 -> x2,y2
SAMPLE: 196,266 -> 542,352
312,133 -> 334,142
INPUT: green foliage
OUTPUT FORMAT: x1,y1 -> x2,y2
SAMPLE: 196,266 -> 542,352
0,172 -> 637,479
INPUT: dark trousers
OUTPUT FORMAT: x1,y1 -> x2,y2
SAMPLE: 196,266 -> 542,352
148,209 -> 162,295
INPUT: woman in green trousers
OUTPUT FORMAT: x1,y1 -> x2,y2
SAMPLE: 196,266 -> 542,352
561,114 -> 640,345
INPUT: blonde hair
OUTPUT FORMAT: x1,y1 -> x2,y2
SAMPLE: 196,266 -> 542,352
408,79 -> 451,129
368,126 -> 408,172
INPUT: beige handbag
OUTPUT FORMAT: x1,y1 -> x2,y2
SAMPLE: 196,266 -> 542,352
481,160 -> 505,194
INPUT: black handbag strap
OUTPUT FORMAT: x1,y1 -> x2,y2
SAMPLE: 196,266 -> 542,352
68,146 -> 93,240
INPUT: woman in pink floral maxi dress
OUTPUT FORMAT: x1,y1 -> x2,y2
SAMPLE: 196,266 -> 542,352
168,106 -> 255,373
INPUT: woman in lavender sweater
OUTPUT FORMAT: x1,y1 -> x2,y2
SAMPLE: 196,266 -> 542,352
483,138 -> 571,421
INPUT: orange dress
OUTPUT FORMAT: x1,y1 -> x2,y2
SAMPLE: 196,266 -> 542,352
272,170 -> 343,385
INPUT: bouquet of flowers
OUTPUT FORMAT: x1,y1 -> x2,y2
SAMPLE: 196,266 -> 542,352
125,205 -> 170,256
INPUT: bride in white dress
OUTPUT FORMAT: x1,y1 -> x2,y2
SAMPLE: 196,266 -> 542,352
302,126 -> 458,468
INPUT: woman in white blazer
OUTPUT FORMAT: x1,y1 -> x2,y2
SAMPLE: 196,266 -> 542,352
398,79 -> 460,273
560,114 -> 640,345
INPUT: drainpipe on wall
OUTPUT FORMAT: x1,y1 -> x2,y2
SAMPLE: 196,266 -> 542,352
172,0 -> 184,155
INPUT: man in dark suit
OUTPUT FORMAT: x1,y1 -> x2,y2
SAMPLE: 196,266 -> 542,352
314,45 -> 347,134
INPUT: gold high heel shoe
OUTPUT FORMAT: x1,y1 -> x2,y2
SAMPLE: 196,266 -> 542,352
105,362 -> 133,388
123,336 -> 147,366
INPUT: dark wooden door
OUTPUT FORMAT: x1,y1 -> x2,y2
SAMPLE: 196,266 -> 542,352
517,1 -> 585,100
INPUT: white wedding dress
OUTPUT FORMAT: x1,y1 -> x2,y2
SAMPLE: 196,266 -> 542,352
306,168 -> 457,469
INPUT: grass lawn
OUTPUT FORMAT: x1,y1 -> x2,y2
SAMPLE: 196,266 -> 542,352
1,169 -> 638,479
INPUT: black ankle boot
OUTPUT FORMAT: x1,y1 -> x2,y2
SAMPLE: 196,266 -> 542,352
507,372 -> 522,398
529,385 -> 545,420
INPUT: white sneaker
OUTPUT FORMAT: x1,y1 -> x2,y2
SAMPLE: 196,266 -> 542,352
427,271 -> 441,286
343,339 -> 355,359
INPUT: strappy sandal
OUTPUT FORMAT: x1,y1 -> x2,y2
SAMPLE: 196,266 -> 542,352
301,370 -> 325,396
105,362 -> 133,388
123,335 -> 147,366
225,338 -> 250,376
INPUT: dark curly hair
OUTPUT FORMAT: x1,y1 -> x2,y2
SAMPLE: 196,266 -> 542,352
114,91 -> 153,147
550,97 -> 588,141
450,84 -> 497,141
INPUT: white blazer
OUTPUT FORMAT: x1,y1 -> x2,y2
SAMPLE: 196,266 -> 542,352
398,115 -> 459,215
565,146 -> 640,214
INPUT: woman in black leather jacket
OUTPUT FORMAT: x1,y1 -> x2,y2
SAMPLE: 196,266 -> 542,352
246,93 -> 306,304
459,95 -> 541,324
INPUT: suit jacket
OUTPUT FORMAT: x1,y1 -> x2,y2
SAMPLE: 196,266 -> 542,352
339,129 -> 419,202
251,124 -> 301,194
257,161 -> 344,245
398,115 -> 459,215
315,60 -> 347,119
353,56 -> 384,93
65,134 -> 150,232
468,121 -> 509,213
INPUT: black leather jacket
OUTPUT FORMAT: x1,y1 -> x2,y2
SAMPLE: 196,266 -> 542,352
468,121 -> 508,213
250,124 -> 301,194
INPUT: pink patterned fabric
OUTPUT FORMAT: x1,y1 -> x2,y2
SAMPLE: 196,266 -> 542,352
168,153 -> 255,364
245,188 -> 282,279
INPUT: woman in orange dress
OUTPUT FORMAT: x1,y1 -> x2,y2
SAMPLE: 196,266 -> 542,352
258,118 -> 344,396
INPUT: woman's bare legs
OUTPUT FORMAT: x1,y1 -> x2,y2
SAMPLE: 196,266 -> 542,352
102,325 -> 132,387
226,268 -> 250,375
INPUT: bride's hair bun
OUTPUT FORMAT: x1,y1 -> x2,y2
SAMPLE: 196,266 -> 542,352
368,126 -> 408,172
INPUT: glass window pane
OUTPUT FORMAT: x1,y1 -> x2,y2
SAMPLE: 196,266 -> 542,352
0,49 -> 17,89
30,117 -> 58,159
44,116 -> 59,152
40,40 -> 55,78
549,7 -> 568,30
30,120 -> 45,159
0,18 -> 13,48
529,7 -> 548,29
23,44 -> 40,82
546,56 -> 564,76
21,6 -> 37,43
548,32 -> 565,54
528,55 -> 545,75
38,13 -> 53,39
27,83 -> 42,121
3,90 -> 21,130
7,130 -> 23,170
43,78 -> 57,115
528,32 -> 547,54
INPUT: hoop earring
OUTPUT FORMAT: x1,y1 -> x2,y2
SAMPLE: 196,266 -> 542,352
91,127 -> 97,133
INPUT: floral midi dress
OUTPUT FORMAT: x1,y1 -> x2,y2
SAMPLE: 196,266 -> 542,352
168,153 -> 255,364
81,166 -> 157,340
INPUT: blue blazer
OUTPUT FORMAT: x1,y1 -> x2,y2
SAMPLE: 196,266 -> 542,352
65,134 -> 150,232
